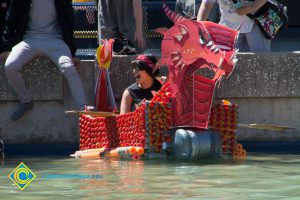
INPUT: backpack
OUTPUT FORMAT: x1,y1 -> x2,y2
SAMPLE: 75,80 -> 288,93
233,0 -> 288,39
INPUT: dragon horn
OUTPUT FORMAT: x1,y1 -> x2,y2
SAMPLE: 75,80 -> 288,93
162,0 -> 185,23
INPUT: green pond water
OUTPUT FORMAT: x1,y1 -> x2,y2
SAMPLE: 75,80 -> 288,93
1,153 -> 300,200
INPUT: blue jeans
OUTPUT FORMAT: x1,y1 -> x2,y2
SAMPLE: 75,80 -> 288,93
236,23 -> 271,52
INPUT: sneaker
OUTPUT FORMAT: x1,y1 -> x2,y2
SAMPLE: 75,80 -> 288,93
11,101 -> 34,121
113,38 -> 125,54
114,45 -> 138,55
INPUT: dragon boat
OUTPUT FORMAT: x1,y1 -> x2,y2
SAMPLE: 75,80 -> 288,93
71,1 -> 247,161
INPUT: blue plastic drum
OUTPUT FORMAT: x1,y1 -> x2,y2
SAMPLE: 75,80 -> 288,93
172,129 -> 221,160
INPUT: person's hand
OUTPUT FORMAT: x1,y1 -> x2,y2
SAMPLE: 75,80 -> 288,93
134,30 -> 145,49
235,5 -> 253,15
235,1 -> 255,16
0,51 -> 10,61
235,0 -> 267,16
72,56 -> 81,67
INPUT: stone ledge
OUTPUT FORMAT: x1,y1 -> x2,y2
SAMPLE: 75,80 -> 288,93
0,58 -> 96,144
0,57 -> 63,101
0,52 -> 299,143
2,52 -> 299,101
107,52 -> 300,100
216,52 -> 300,98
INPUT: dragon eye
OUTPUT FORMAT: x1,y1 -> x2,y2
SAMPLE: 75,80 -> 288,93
198,30 -> 206,45
199,37 -> 205,45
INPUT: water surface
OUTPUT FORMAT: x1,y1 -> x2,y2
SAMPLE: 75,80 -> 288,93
1,152 -> 300,200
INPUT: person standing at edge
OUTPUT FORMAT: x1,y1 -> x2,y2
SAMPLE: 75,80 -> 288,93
0,0 -> 10,42
176,0 -> 202,19
197,0 -> 271,52
0,0 -> 88,121
175,0 -> 219,22
94,0 -> 144,54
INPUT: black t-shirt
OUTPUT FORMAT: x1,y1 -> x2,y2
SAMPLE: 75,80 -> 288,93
127,78 -> 162,110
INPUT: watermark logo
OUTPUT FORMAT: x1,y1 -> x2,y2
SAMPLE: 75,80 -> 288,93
42,173 -> 103,180
8,162 -> 36,190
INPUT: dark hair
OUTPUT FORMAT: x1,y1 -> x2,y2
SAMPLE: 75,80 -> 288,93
131,55 -> 160,77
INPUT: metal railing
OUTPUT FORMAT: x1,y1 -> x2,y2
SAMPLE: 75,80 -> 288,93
73,2 -> 98,57
72,1 -> 175,57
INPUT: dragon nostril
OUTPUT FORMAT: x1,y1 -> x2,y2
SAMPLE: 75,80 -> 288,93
172,56 -> 181,61
171,50 -> 180,56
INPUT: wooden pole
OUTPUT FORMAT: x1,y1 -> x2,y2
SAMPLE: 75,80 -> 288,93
238,123 -> 296,131
65,110 -> 118,117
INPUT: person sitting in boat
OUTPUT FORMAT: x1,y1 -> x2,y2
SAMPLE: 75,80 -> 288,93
120,54 -> 163,114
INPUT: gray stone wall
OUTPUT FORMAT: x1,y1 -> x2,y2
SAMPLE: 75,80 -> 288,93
216,52 -> 300,98
0,53 -> 299,144
215,52 -> 300,141
0,58 -> 96,144
0,57 -> 63,101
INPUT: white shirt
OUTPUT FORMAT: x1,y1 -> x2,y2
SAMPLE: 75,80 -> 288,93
203,0 -> 254,33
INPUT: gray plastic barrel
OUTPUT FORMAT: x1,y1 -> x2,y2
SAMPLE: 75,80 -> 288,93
172,129 -> 221,160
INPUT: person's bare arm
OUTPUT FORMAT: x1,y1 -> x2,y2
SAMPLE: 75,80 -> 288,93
133,0 -> 144,49
0,51 -> 10,61
72,57 -> 81,67
120,89 -> 133,114
197,1 -> 215,21
235,0 -> 267,16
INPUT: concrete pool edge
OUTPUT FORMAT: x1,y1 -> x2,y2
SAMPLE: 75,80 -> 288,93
2,141 -> 300,157
1,52 -> 300,143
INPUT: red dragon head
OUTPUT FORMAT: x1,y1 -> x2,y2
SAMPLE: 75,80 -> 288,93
157,1 -> 239,129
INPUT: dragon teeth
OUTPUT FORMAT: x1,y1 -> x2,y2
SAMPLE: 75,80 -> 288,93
210,45 -> 216,51
206,41 -> 213,47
